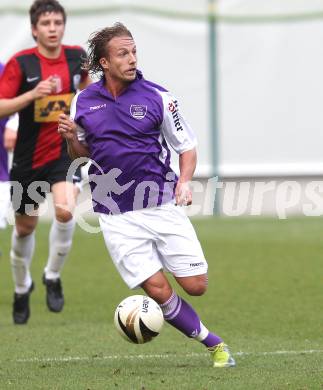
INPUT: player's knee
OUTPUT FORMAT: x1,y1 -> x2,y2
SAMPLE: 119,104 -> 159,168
141,275 -> 173,304
183,276 -> 208,296
149,286 -> 172,303
185,284 -> 207,296
15,221 -> 36,237
55,208 -> 73,223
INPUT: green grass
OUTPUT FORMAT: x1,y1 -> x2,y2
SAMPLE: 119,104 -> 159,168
0,217 -> 322,389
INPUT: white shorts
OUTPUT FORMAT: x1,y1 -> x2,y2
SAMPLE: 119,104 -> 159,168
0,181 -> 10,229
99,202 -> 208,289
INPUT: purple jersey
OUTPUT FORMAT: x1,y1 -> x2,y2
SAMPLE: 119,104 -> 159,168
71,71 -> 196,214
0,63 -> 8,181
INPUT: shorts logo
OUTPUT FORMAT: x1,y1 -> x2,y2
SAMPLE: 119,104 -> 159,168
189,262 -> 204,267
130,104 -> 147,120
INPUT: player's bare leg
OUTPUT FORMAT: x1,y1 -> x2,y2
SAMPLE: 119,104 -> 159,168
174,274 -> 208,296
141,270 -> 173,304
42,181 -> 79,312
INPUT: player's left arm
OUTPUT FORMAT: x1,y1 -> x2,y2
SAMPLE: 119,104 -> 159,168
176,148 -> 197,206
159,91 -> 198,205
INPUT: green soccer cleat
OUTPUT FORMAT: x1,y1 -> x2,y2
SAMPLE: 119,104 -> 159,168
209,342 -> 236,368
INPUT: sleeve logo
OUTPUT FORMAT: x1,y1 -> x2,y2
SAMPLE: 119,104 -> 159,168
168,99 -> 183,131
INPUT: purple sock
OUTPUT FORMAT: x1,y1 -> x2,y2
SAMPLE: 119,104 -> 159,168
200,331 -> 223,348
160,291 -> 222,347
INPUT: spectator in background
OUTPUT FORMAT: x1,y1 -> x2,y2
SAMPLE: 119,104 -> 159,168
0,0 -> 91,325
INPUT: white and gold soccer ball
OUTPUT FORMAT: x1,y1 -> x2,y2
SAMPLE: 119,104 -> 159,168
114,295 -> 164,344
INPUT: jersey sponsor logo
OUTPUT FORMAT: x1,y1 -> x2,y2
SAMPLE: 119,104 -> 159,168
130,104 -> 147,120
26,76 -> 40,83
168,100 -> 183,131
90,103 -> 107,111
34,93 -> 74,122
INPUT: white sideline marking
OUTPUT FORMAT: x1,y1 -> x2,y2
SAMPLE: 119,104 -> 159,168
16,349 -> 323,364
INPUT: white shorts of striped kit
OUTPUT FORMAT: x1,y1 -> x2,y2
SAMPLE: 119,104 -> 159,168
99,202 -> 208,289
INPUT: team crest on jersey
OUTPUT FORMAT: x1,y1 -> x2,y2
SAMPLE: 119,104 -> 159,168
130,104 -> 147,120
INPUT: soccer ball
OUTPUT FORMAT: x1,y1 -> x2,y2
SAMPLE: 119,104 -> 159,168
114,295 -> 164,344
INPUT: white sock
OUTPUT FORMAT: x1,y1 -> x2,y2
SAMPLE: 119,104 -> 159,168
10,228 -> 35,294
44,218 -> 75,280
196,322 -> 209,341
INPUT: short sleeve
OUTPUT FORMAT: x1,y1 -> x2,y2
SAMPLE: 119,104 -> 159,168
0,57 -> 22,99
5,113 -> 19,131
70,91 -> 87,145
158,90 -> 197,154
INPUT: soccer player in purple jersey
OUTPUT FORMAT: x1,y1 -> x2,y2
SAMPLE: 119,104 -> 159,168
58,23 -> 235,367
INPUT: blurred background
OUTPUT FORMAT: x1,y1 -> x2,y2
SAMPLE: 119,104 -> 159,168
1,0 -> 323,217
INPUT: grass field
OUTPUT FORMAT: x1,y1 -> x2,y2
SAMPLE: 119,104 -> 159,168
0,217 -> 322,389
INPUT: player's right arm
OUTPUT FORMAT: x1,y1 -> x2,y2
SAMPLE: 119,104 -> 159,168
58,113 -> 90,160
0,92 -> 34,118
0,57 -> 55,118
0,79 -> 55,118
59,91 -> 90,159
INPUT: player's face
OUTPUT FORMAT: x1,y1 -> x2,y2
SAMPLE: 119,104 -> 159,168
103,36 -> 137,84
32,12 -> 65,52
